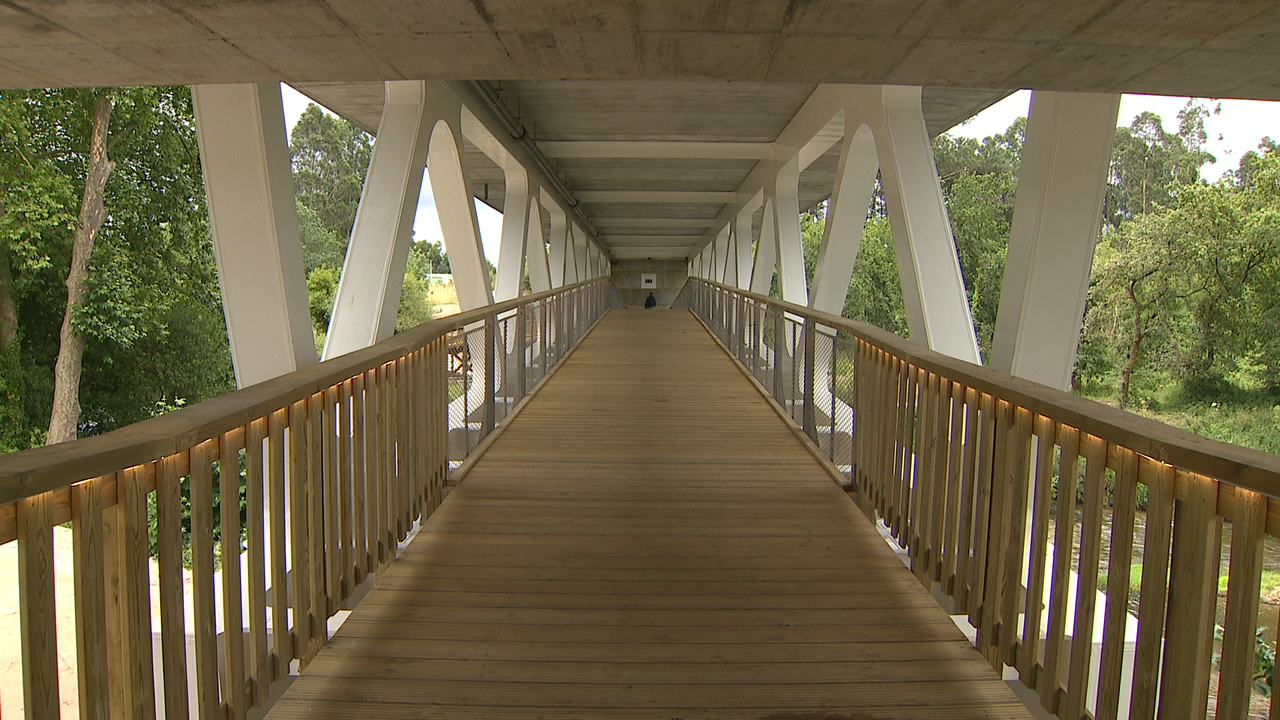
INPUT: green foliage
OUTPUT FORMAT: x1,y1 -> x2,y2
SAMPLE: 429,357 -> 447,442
290,104 -> 372,241
1214,624 -> 1275,698
0,86 -> 234,446
845,219 -> 908,337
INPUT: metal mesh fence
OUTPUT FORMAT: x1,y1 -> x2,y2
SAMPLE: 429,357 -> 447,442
675,280 -> 857,485
445,281 -> 623,473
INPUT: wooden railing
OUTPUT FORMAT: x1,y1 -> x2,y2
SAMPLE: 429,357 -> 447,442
679,278 -> 1280,720
0,278 -> 618,720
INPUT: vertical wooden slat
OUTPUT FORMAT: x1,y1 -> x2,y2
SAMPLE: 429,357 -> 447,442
339,379 -> 354,596
220,431 -> 247,720
245,418 -> 270,704
323,385 -> 340,612
1065,435 -> 1108,720
1040,426 -> 1079,712
1216,485 -> 1267,720
895,363 -> 918,542
1096,447 -> 1138,720
352,373 -> 369,578
1018,417 -> 1056,687
18,490 -> 59,718
306,391 -> 327,654
267,408 -> 290,675
909,369 -> 936,577
940,382 -> 965,593
1158,470 -> 1222,720
287,399 -> 311,661
1131,460 -> 1175,720
395,357 -> 408,538
967,392 -> 997,625
190,440 -> 223,718
154,456 -> 189,720
927,378 -> 953,582
72,477 -> 110,720
369,365 -> 387,566
120,465 -> 157,720
953,387 -> 981,611
997,406 -> 1033,668
977,398 -> 1012,666
889,358 -> 909,535
876,350 -> 895,518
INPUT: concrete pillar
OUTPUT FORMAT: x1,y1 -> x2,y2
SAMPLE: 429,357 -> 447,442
723,225 -> 739,287
494,162 -> 531,301
526,197 -> 553,293
992,91 -> 1120,389
875,85 -> 981,364
711,224 -> 730,283
734,200 -> 758,290
770,156 -> 808,306
546,202 -> 569,287
425,86 -> 493,312
192,83 -> 315,388
323,80 -> 432,360
574,229 -> 589,282
810,123 -> 878,315
564,225 -> 581,284
750,199 -> 777,295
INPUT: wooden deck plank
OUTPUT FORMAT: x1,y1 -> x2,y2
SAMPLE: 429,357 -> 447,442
264,309 -> 1031,720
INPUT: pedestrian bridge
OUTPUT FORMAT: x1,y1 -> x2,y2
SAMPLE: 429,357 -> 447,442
265,308 -> 1027,719
3,279 -> 1280,720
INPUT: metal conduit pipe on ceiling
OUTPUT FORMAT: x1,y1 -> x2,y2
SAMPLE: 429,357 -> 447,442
452,80 -> 611,262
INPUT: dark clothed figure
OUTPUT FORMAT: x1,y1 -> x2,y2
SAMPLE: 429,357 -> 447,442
644,292 -> 657,309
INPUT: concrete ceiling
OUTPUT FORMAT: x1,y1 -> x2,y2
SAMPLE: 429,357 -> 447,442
6,0 -> 1277,260
299,80 -> 1009,259
1,1 -> 1278,100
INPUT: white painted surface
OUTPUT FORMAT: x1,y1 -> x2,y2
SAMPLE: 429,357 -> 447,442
992,91 -> 1121,390
193,82 -> 316,388
810,122 -> 878,315
324,80 -> 432,360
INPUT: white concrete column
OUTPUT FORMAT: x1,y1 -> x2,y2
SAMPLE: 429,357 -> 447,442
494,162 -> 531,302
574,229 -> 589,282
192,82 -> 315,388
770,156 -> 809,306
546,202 -> 569,288
810,123 -> 878,315
711,224 -> 730,283
526,197 -> 553,293
734,199 -> 758,290
425,87 -> 493,312
323,81 -> 433,360
564,226 -> 581,284
875,85 -> 981,364
750,199 -> 777,295
723,225 -> 739,287
992,91 -> 1120,389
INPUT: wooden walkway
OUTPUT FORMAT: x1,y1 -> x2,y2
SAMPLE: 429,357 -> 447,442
265,309 -> 1032,720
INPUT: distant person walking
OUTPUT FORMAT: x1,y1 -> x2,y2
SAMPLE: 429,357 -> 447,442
644,292 -> 657,309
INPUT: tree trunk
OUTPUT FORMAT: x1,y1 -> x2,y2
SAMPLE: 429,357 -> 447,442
0,210 -> 15,352
47,93 -> 114,445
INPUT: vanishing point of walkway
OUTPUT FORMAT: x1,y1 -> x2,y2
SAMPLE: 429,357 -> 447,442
266,309 -> 1032,719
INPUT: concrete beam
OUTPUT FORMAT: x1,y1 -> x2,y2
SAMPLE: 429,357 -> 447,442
539,141 -> 773,159
575,191 -> 738,204
192,82 -> 315,388
992,91 -> 1120,390
810,122 -> 878,315
493,162 -> 531,302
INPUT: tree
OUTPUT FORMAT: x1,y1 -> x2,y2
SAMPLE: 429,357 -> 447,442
1105,102 -> 1215,226
290,104 -> 372,242
0,86 -> 234,448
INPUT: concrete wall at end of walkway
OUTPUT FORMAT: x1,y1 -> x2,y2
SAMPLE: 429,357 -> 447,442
612,259 -> 688,307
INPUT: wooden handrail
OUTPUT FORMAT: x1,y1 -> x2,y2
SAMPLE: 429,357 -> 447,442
0,278 -> 607,507
684,277 -> 1280,500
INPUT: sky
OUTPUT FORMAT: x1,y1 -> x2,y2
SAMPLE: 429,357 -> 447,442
948,89 -> 1280,181
280,84 -> 1280,262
